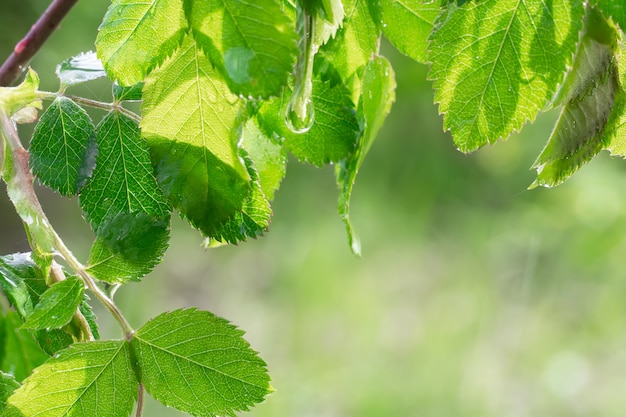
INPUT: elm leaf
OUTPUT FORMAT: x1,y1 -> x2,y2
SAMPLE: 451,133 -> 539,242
29,97 -> 96,196
131,308 -> 272,417
3,341 -> 137,417
56,51 -> 106,87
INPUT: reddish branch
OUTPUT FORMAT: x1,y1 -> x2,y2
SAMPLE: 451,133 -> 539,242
0,0 -> 79,87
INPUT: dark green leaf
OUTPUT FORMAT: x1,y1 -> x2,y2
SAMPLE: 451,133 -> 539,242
80,112 -> 170,229
131,308 -> 272,417
141,35 -> 251,238
0,372 -> 19,414
113,82 -> 144,102
96,0 -> 187,85
428,0 -> 584,152
209,150 -> 272,244
80,111 -> 171,283
532,7 -> 621,187
86,212 -> 170,283
29,97 -> 96,196
56,51 -> 106,87
258,73 -> 359,166
1,311 -> 48,381
3,341 -> 137,417
375,0 -> 439,63
21,276 -> 84,331
187,0 -> 298,98
337,56 -> 395,255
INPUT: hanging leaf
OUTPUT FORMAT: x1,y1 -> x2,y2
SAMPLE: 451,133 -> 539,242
3,341 -> 137,417
532,7 -> 622,187
428,0 -> 584,152
131,309 -> 272,417
337,56 -> 396,255
29,97 -> 97,196
141,35 -> 251,238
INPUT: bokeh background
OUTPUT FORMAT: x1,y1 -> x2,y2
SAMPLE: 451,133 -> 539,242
3,2 -> 626,416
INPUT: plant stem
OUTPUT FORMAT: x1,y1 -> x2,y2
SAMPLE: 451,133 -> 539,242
135,384 -> 145,417
0,111 -> 134,337
38,91 -> 142,123
0,0 -> 80,86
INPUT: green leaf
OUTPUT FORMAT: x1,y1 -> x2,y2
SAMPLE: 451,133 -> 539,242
209,150 -> 272,244
0,372 -> 19,414
186,0 -> 298,98
3,341 -> 137,417
86,212 -> 170,283
1,311 -> 48,382
131,308 -> 272,417
320,0 -> 380,101
241,118 -> 287,201
96,0 -> 187,85
80,111 -> 171,283
258,71 -> 359,166
56,51 -> 106,87
29,97 -> 96,196
21,276 -> 84,331
112,82 -> 143,102
141,35 -> 251,238
596,0 -> 626,30
313,0 -> 346,47
374,0 -> 439,63
532,7 -> 621,187
428,0 -> 584,152
337,56 -> 395,255
80,112 -> 170,229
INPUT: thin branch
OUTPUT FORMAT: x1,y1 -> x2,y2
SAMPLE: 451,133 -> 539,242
0,0 -> 79,87
135,384 -> 145,417
0,111 -> 134,337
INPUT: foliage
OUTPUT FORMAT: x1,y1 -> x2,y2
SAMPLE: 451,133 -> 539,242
1,0 -> 626,416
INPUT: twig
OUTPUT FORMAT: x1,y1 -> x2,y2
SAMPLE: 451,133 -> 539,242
0,0 -> 79,86
135,384 -> 145,417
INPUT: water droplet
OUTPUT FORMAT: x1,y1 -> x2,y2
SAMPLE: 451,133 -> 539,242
285,99 -> 314,134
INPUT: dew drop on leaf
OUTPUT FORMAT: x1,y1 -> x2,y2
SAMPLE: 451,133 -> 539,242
285,98 -> 315,133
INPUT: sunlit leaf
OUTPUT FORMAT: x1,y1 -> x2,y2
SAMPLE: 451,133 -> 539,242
0,68 -> 40,116
596,0 -> 626,30
374,0 -> 439,63
428,0 -> 584,152
187,0 -> 298,98
533,7 -> 621,187
141,35 -> 251,238
21,276 -> 84,331
29,97 -> 96,196
337,56 -> 395,255
112,82 -> 143,102
131,308 -> 272,417
3,341 -> 137,417
96,0 -> 187,85
56,51 -> 106,87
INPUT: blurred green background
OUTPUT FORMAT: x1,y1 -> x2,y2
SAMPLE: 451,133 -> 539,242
4,2 -> 626,416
